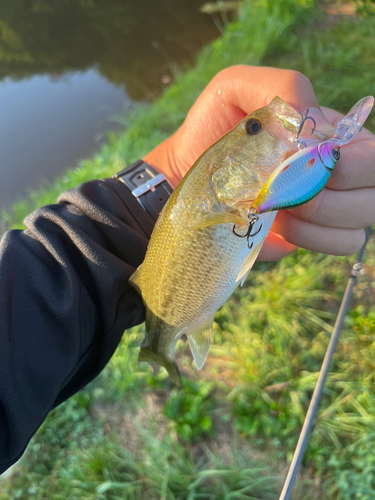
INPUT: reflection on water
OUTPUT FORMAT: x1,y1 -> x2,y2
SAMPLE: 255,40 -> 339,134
0,71 -> 128,209
0,0 -> 224,210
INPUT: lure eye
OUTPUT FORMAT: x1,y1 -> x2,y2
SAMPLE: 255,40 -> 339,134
245,118 -> 263,135
332,147 -> 340,161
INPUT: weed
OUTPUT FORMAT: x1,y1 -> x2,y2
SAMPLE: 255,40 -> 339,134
164,378 -> 216,441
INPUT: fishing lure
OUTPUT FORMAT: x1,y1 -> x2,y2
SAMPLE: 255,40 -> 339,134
251,140 -> 341,214
254,96 -> 374,214
232,96 -> 374,241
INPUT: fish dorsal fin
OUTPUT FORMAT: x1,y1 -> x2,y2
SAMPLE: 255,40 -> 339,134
236,241 -> 263,285
190,212 -> 247,230
187,317 -> 214,370
129,263 -> 144,295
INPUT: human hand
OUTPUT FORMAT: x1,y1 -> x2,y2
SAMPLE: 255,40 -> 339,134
144,65 -> 374,260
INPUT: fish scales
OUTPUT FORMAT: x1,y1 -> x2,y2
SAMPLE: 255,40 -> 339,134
130,97 -> 313,384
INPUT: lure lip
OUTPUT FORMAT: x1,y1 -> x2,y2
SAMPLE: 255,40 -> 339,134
299,95 -> 374,150
332,95 -> 374,146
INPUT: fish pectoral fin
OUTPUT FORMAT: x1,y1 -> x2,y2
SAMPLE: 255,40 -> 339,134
187,317 -> 214,370
129,263 -> 144,295
190,212 -> 247,230
139,347 -> 182,386
236,241 -> 263,285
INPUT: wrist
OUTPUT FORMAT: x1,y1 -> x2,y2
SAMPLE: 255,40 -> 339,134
143,134 -> 180,189
113,159 -> 173,221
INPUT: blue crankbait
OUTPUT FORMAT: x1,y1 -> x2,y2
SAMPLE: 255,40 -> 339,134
251,96 -> 374,215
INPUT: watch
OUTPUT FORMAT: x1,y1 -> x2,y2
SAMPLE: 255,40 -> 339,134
113,159 -> 173,220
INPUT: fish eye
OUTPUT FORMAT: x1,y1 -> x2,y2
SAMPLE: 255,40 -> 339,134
332,147 -> 340,161
245,118 -> 263,135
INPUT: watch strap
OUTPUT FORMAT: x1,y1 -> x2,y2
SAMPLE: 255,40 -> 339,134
113,159 -> 173,220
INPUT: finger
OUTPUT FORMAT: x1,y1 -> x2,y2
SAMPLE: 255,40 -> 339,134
258,231 -> 297,261
289,186 -> 375,229
327,140 -> 375,190
271,210 -> 366,256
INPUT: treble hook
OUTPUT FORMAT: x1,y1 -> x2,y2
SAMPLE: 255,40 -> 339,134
232,211 -> 262,249
296,108 -> 317,147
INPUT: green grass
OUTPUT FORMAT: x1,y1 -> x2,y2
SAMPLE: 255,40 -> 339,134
263,11 -> 375,118
2,1 -> 375,499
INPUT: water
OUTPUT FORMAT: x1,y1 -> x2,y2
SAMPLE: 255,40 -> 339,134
0,71 -> 128,209
0,0 -> 226,211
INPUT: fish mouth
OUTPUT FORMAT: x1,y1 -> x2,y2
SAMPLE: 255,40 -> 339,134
264,96 -> 301,140
267,97 -> 301,128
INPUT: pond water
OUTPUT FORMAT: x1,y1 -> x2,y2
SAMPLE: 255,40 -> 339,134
0,0 -> 225,211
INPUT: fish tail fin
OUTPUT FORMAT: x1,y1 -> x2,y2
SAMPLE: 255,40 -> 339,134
139,347 -> 182,387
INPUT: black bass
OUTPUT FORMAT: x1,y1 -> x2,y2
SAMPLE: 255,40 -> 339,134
130,97 -> 323,384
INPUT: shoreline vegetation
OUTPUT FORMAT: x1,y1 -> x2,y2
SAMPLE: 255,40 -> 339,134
2,1 -> 375,499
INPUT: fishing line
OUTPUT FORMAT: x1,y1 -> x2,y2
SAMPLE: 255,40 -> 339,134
278,226 -> 372,500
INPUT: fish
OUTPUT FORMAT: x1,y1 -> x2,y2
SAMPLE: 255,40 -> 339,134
129,96 -> 325,385
251,96 -> 374,215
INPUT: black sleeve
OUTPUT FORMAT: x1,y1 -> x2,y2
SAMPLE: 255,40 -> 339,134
0,178 -> 155,475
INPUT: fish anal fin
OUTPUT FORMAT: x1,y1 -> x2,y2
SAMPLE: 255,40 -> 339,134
129,264 -> 144,295
236,241 -> 263,285
187,317 -> 214,370
139,347 -> 182,386
190,212 -> 247,230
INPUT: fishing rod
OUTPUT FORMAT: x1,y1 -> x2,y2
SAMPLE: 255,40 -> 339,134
278,226 -> 372,500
